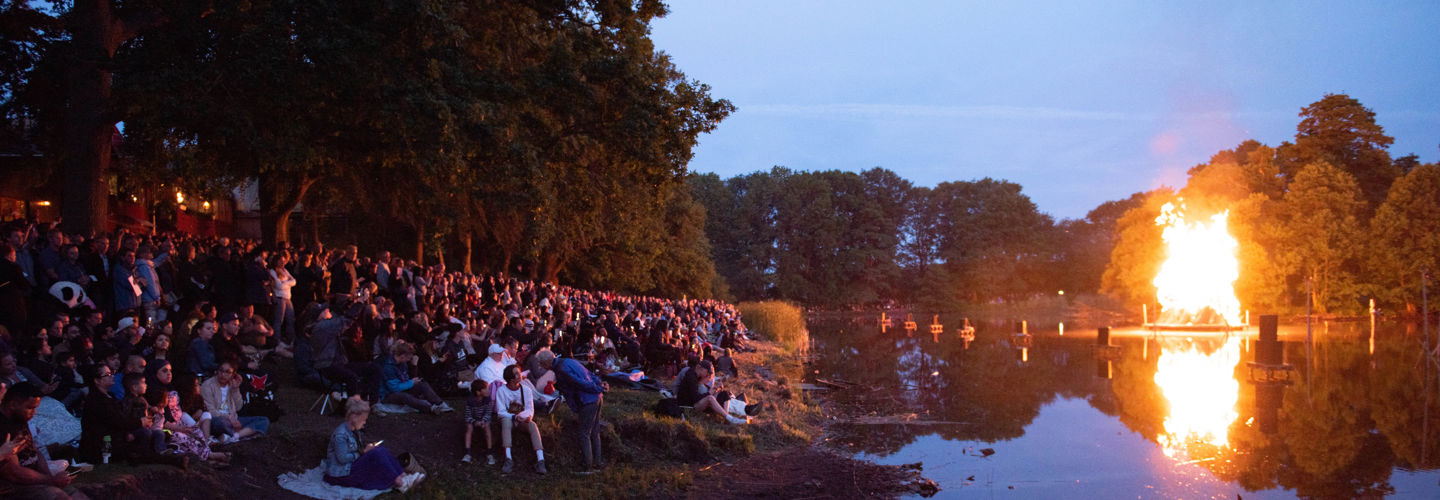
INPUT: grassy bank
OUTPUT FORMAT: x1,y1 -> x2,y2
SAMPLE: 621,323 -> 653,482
738,301 -> 810,353
401,340 -> 821,499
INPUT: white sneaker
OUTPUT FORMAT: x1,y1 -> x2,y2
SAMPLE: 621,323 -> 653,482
438,402 -> 455,413
486,455 -> 496,466
461,454 -> 472,463
398,472 -> 425,492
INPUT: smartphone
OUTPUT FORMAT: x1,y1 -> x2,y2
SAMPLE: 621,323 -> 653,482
371,440 -> 384,448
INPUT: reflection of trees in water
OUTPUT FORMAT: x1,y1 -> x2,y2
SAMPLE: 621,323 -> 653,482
810,320 -> 1098,456
1104,330 -> 1439,497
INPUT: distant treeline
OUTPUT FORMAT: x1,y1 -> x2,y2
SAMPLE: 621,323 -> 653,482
695,94 -> 1440,316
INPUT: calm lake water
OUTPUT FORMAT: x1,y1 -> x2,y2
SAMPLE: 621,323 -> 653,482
808,315 -> 1440,499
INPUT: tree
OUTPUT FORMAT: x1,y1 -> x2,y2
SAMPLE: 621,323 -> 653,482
1368,163 -> 1440,313
1101,189 -> 1176,309
1275,162 -> 1366,314
1277,94 -> 1397,210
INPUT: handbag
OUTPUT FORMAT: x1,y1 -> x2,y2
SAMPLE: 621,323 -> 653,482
397,452 -> 426,475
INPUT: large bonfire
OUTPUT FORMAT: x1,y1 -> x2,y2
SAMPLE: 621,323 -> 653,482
1149,200 -> 1244,459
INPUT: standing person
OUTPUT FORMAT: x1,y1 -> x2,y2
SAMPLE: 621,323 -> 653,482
0,243 -> 31,339
111,249 -> 143,314
541,347 -> 608,472
329,246 -> 357,297
494,365 -> 545,475
268,254 -> 297,344
323,398 -> 419,491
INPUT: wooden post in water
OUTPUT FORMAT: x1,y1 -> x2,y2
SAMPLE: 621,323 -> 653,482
1142,304 -> 1148,325
1096,327 -> 1112,379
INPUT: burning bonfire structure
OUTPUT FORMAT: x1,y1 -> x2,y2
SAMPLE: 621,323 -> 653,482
1148,202 -> 1247,331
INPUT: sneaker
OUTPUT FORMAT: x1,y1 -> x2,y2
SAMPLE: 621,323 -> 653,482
486,455 -> 496,466
745,403 -> 762,416
502,459 -> 514,474
535,460 -> 548,475
461,454 -> 472,464
398,472 -> 424,492
438,402 -> 455,413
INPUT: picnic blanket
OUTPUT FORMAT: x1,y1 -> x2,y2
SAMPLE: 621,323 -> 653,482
276,466 -> 389,500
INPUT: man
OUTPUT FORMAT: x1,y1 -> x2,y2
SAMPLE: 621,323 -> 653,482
188,319 -> 219,376
110,249 -> 142,314
494,365 -> 545,475
677,360 -> 746,425
1,383 -> 86,499
210,313 -> 246,371
0,243 -> 31,339
540,347 -> 608,472
374,251 -> 391,290
201,361 -> 268,443
328,246 -> 357,296
3,226 -> 36,288
36,230 -> 64,289
475,343 -> 512,387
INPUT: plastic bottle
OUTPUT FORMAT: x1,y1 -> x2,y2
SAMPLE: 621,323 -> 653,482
102,435 -> 112,464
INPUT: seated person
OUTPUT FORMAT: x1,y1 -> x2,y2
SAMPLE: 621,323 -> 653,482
714,348 -> 738,378
118,374 -> 168,461
201,361 -> 268,443
474,343 -> 511,387
0,383 -> 88,500
78,366 -> 127,464
324,398 -> 417,491
150,389 -> 228,465
459,381 -> 493,465
494,365 -> 545,475
378,342 -> 450,414
677,360 -> 747,425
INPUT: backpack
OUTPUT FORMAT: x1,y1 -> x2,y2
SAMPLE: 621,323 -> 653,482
652,397 -> 683,419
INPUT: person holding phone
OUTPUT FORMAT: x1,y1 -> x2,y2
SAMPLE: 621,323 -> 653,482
0,382 -> 88,499
323,397 -> 415,491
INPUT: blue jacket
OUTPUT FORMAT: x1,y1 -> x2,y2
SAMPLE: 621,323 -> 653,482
188,338 -> 218,375
323,423 -> 362,478
378,356 -> 414,399
554,358 -> 605,413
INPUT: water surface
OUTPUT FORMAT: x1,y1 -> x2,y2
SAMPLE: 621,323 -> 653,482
810,316 -> 1440,498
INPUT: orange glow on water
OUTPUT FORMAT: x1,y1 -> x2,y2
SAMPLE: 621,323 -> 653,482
1154,337 -> 1242,459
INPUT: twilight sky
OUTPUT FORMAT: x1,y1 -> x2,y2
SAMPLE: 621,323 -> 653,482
650,0 -> 1440,219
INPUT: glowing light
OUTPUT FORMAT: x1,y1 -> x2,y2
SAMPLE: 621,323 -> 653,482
176,191 -> 185,204
130,195 -> 139,202
1154,337 -> 1242,458
202,201 -> 212,210
1152,202 -> 1242,325
35,200 -> 51,206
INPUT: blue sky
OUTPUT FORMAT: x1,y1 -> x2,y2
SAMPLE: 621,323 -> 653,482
650,0 -> 1440,219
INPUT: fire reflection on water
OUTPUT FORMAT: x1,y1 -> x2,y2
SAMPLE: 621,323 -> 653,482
1154,337 -> 1242,459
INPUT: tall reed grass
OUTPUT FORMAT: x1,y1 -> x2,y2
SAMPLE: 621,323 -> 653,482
738,301 -> 809,354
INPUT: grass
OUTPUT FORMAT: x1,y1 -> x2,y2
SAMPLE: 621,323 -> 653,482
398,339 -> 821,499
738,301 -> 810,354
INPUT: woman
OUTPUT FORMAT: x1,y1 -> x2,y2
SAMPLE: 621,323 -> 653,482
143,332 -> 171,361
324,397 -> 417,490
378,342 -> 450,414
150,389 -> 229,465
143,360 -> 176,404
268,253 -> 297,344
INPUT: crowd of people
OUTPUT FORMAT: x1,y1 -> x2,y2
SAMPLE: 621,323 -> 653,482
0,221 -> 760,498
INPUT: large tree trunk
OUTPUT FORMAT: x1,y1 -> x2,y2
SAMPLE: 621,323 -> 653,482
60,0 -> 167,236
462,230 -> 473,274
413,221 -> 425,266
259,174 -> 315,245
61,0 -> 115,236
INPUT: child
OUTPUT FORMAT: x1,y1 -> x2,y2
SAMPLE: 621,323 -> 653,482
460,380 -> 494,465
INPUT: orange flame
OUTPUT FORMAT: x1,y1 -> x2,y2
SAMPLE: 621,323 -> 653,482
1151,202 -> 1242,326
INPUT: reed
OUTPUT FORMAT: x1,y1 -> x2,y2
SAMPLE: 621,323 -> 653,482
738,301 -> 810,354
